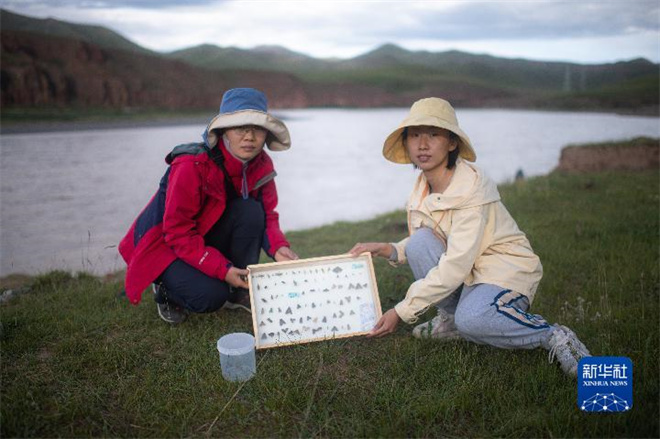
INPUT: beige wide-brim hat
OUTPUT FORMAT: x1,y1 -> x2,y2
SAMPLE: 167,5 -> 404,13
205,110 -> 291,152
383,97 -> 476,163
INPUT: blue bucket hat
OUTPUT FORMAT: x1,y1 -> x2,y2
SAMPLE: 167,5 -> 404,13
203,88 -> 291,151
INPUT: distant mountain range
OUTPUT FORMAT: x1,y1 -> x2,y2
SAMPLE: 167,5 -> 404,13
2,8 -> 658,114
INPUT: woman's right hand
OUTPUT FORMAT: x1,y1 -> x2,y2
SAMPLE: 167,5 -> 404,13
225,267 -> 249,289
348,242 -> 393,259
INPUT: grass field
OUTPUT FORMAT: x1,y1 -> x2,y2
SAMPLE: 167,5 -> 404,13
1,170 -> 658,438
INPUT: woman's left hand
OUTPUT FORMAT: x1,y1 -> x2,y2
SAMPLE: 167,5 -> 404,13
367,308 -> 401,338
275,247 -> 299,262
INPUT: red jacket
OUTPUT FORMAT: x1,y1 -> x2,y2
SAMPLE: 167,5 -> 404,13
119,141 -> 289,304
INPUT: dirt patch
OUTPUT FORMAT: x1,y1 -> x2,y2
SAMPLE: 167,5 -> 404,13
555,137 -> 659,173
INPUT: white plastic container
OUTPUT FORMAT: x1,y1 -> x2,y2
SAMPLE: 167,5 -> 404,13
216,333 -> 256,382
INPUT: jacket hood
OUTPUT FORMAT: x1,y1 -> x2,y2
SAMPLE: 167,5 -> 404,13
415,158 -> 500,212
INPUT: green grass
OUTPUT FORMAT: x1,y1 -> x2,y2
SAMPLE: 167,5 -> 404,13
1,170 -> 658,438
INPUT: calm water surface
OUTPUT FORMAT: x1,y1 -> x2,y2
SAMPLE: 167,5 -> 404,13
1,108 -> 658,276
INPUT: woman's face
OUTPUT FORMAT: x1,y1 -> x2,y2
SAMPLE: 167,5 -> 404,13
224,125 -> 268,161
405,125 -> 457,173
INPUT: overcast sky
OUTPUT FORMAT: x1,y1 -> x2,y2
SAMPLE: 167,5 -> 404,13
3,0 -> 659,64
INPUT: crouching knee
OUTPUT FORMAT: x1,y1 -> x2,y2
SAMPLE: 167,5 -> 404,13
188,295 -> 226,313
454,307 -> 489,338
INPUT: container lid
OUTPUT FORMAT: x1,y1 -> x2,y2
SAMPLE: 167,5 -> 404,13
217,332 -> 255,356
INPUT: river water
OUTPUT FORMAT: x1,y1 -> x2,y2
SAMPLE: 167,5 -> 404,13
1,108 -> 658,276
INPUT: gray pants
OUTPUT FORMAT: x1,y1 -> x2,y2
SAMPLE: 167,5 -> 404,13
405,228 -> 552,349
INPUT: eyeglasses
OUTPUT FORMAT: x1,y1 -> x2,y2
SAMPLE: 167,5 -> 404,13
229,125 -> 268,136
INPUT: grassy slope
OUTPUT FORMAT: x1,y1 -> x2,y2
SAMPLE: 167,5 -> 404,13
1,170 -> 658,438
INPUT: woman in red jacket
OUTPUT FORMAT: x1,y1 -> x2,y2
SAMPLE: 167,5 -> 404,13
119,88 -> 298,324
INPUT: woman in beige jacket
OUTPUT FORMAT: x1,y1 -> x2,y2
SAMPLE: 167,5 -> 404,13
349,97 -> 590,377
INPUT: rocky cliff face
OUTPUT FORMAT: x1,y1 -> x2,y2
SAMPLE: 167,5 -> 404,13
1,31 -> 313,109
556,137 -> 659,173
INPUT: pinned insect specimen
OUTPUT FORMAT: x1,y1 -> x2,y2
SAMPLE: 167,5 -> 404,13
261,298 -> 267,303
285,307 -> 292,314
322,316 -> 327,323
332,266 -> 343,273
331,326 -> 338,332
279,319 -> 286,326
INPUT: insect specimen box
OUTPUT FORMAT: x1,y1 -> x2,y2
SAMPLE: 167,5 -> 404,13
247,253 -> 383,349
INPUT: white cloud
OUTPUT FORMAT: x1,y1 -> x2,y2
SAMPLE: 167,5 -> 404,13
2,0 -> 659,63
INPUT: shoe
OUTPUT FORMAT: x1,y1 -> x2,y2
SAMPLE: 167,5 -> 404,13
224,287 -> 252,313
412,309 -> 461,340
545,325 -> 591,377
153,284 -> 188,325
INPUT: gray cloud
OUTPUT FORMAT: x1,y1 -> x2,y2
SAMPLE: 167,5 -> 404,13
2,0 -> 657,63
346,1 -> 659,41
2,0 -> 218,9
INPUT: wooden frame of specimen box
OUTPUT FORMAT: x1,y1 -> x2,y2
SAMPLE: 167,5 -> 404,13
247,253 -> 382,349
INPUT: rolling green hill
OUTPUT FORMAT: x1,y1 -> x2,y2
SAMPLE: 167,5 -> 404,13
0,8 -> 152,55
171,40 -> 658,95
167,44 -> 325,72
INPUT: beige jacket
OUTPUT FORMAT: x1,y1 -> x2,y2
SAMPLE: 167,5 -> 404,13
392,159 -> 543,324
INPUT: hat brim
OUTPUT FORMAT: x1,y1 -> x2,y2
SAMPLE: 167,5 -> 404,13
383,114 -> 476,164
205,109 -> 291,151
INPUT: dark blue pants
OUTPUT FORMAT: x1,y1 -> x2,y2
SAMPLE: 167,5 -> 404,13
156,197 -> 265,313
